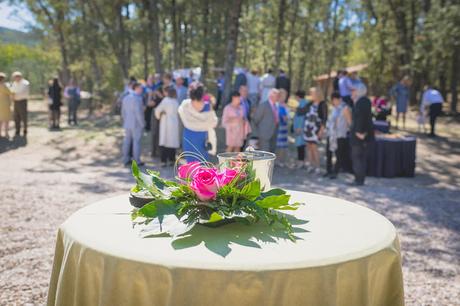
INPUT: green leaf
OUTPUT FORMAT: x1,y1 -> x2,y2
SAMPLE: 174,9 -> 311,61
207,212 -> 224,223
240,180 -> 261,201
136,199 -> 177,218
277,202 -> 302,210
132,160 -> 140,178
260,188 -> 286,199
255,194 -> 290,209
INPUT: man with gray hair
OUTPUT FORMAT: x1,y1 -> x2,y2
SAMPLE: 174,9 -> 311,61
350,82 -> 374,186
253,88 -> 280,153
9,71 -> 30,136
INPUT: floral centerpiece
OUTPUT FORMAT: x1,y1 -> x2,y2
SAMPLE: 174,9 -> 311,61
130,158 -> 302,240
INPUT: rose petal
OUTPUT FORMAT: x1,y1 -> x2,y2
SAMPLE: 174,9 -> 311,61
178,162 -> 201,180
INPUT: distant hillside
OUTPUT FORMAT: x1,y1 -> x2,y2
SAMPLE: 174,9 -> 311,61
0,26 -> 39,46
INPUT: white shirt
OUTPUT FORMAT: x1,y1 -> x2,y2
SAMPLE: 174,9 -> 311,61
260,73 -> 276,89
422,89 -> 443,106
246,73 -> 260,94
10,79 -> 30,101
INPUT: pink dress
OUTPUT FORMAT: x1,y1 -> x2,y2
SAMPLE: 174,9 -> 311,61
222,104 -> 251,147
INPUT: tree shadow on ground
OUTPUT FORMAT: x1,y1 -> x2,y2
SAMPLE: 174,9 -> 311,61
171,215 -> 308,257
0,135 -> 27,154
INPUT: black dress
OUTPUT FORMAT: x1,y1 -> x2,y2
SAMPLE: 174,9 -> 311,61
48,85 -> 62,111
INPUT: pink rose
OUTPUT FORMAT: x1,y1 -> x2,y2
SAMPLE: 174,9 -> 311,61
217,168 -> 239,186
178,162 -> 201,180
189,168 -> 219,201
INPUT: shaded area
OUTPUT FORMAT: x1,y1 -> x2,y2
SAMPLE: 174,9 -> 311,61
172,215 -> 308,257
0,135 -> 27,154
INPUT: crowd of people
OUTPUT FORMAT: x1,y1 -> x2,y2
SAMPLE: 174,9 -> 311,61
0,67 -> 445,186
119,67 -> 445,186
0,71 -> 83,138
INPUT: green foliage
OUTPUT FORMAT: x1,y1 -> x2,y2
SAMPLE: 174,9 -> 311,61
0,43 -> 59,93
18,0 -> 459,107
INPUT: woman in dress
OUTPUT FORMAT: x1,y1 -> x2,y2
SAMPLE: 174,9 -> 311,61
304,87 -> 327,174
389,76 -> 410,129
178,82 -> 218,163
155,86 -> 180,167
149,87 -> 164,158
276,89 -> 289,167
0,72 -> 12,138
48,78 -> 62,130
293,90 -> 308,168
222,91 -> 251,152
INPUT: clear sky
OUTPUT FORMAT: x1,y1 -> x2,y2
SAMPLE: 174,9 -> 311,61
0,2 -> 35,32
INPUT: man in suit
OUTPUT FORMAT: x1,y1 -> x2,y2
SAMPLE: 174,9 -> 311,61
254,88 -> 280,153
350,83 -> 374,186
275,69 -> 291,102
122,82 -> 145,166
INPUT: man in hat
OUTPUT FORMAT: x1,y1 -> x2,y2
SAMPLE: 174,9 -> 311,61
9,71 -> 30,136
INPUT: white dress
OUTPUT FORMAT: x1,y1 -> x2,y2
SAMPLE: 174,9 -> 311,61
155,97 -> 180,149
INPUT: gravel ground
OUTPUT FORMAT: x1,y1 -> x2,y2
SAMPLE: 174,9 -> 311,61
1,100 -> 459,306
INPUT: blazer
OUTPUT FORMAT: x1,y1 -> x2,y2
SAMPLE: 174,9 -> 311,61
275,75 -> 291,94
121,93 -> 145,130
253,101 -> 277,140
350,96 -> 374,145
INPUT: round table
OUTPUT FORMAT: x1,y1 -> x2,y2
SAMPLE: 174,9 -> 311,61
47,191 -> 404,306
367,135 -> 416,178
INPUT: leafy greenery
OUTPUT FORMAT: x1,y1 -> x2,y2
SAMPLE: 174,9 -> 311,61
130,161 -> 302,240
13,0 -> 460,110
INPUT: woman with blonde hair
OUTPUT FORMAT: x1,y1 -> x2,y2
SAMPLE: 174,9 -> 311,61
304,87 -> 328,174
155,86 -> 180,166
0,73 -> 12,138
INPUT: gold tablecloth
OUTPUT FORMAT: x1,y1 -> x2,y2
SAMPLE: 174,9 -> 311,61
47,191 -> 404,306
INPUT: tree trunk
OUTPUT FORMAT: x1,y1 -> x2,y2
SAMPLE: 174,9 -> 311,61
287,0 -> 299,79
274,0 -> 287,73
450,45 -> 459,114
148,0 -> 163,74
222,0 -> 243,106
323,0 -> 340,99
171,0 -> 179,69
143,38 -> 149,79
56,27 -> 70,84
200,0 -> 210,85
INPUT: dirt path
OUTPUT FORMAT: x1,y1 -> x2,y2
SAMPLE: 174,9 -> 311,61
1,100 -> 459,305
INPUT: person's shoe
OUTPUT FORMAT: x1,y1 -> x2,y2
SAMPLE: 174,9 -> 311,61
323,172 -> 332,177
137,162 -> 145,166
329,174 -> 337,179
124,161 -> 132,167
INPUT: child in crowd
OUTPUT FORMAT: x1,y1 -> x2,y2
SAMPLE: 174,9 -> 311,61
293,90 -> 309,168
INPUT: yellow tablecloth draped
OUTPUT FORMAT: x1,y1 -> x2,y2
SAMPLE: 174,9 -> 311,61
47,191 -> 404,306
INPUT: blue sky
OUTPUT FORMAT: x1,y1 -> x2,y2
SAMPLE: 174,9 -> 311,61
0,2 -> 35,32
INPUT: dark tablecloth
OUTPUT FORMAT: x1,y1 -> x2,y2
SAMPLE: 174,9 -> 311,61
366,136 -> 416,178
373,121 -> 390,133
